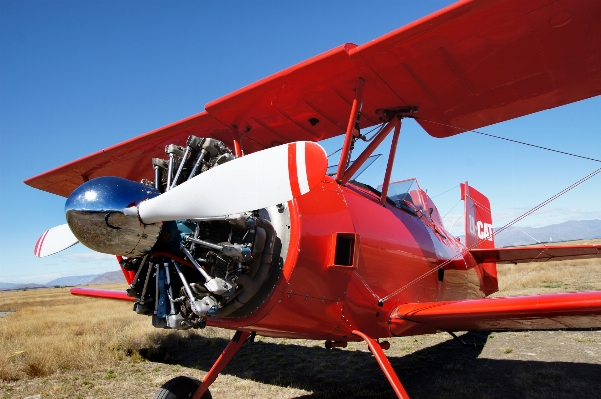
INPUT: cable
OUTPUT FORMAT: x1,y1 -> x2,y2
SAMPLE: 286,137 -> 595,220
415,117 -> 601,163
327,123 -> 385,158
448,211 -> 464,235
238,126 -> 252,156
327,148 -> 342,158
514,226 -> 542,244
432,184 -> 459,198
362,122 -> 386,142
441,198 -> 462,220
497,250 -> 548,293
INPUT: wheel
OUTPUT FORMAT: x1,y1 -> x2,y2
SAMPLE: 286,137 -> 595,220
153,376 -> 212,399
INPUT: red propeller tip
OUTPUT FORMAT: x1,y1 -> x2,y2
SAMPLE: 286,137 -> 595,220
288,141 -> 327,198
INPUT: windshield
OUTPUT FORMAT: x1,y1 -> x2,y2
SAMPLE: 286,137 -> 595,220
327,154 -> 381,181
378,178 -> 426,212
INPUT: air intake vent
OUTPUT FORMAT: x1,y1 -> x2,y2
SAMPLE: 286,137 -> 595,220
329,232 -> 358,268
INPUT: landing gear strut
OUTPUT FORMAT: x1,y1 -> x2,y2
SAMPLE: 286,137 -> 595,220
153,330 -> 252,399
352,330 -> 410,399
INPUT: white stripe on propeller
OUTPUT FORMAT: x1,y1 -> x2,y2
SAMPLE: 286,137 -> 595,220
34,224 -> 79,257
134,141 -> 327,224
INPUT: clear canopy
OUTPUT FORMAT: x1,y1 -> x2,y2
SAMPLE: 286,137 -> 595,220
378,178 -> 426,212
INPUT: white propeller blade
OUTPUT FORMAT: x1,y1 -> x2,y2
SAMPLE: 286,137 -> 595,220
34,224 -> 79,257
132,141 -> 327,224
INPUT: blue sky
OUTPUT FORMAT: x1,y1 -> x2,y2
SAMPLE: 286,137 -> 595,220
1,0 -> 599,283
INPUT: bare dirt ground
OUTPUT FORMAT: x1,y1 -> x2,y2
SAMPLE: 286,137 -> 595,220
1,240 -> 600,399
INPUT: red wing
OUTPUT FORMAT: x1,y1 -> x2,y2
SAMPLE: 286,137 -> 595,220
354,0 -> 601,138
389,291 -> 601,336
470,244 -> 601,264
207,0 -> 601,139
24,112 -> 255,197
70,287 -> 134,301
24,0 -> 601,197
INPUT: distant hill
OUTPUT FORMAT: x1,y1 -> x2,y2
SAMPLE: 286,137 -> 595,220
494,219 -> 601,247
1,271 -> 126,291
0,282 -> 17,290
11,283 -> 47,290
46,274 -> 99,286
0,282 -> 46,291
87,271 -> 126,285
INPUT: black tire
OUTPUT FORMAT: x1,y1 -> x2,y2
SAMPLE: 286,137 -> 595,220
153,376 -> 212,399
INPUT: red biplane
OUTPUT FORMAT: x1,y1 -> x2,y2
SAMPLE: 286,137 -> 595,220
25,0 -> 601,398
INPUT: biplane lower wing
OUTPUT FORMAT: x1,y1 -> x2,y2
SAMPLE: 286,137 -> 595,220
389,291 -> 601,337
470,244 -> 601,264
70,287 -> 134,301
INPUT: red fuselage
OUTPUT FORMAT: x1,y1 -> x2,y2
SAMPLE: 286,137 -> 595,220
209,176 -> 489,340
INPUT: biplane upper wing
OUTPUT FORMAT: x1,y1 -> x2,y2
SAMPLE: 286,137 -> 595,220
24,112 -> 243,197
25,0 -> 601,197
389,291 -> 601,336
470,244 -> 601,264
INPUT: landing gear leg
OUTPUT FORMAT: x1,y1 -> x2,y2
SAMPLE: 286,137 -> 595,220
447,331 -> 469,346
352,330 -> 410,399
191,330 -> 252,399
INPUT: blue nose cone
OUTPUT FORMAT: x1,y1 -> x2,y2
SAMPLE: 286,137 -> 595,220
65,176 -> 160,214
65,177 -> 163,257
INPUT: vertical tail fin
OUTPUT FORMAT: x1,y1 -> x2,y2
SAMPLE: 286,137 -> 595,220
461,182 -> 498,296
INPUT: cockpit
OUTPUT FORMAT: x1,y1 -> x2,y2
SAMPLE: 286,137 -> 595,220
379,178 -> 444,227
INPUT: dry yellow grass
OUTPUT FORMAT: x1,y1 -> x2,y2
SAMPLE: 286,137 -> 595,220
494,237 -> 601,296
0,283 -> 308,398
1,284 -> 144,381
1,245 -> 600,398
495,258 -> 601,296
0,285 -> 226,380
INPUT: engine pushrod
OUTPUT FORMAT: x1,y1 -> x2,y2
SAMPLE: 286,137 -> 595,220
179,244 -> 212,282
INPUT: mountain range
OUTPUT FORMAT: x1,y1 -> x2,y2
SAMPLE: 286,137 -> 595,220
493,219 -> 601,247
0,270 -> 125,291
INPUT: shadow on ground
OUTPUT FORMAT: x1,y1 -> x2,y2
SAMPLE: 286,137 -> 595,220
139,331 -> 601,399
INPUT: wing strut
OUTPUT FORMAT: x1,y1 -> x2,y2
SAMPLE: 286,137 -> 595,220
338,107 -> 416,185
116,255 -> 136,285
380,119 -> 402,204
336,78 -> 365,181
339,118 -> 398,185
352,330 -> 410,399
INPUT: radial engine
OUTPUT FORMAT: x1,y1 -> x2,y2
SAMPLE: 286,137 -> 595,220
65,136 -> 290,329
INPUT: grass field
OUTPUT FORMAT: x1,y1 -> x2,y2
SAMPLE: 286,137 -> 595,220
1,239 -> 600,398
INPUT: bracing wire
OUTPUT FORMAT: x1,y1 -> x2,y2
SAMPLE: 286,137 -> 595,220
327,123 -> 385,158
441,198 -> 462,220
448,211 -> 464,235
362,122 -> 386,142
414,117 -> 601,163
431,184 -> 460,198
327,148 -> 342,158
497,252 -> 548,293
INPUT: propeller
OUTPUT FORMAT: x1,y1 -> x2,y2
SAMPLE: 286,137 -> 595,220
34,141 -> 327,256
34,224 -> 79,257
126,141 -> 327,224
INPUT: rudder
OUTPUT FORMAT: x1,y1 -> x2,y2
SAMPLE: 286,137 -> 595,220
461,182 -> 498,296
